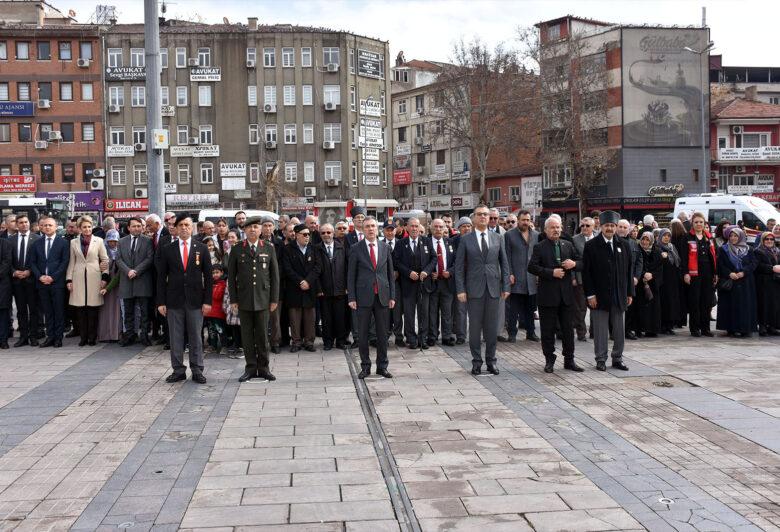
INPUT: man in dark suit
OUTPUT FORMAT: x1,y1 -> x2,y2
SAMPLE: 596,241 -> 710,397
617,219 -> 644,340
262,218 -> 286,353
316,223 -> 348,350
583,211 -> 634,371
11,214 -> 40,347
117,217 -> 154,347
29,216 -> 69,348
528,217 -> 583,373
427,218 -> 456,346
381,221 -> 404,346
572,217 -> 596,341
505,210 -> 540,343
450,216 -> 472,345
453,205 -> 511,375
348,216 -> 395,379
0,237 -> 12,348
393,217 -> 436,350
147,213 -> 171,346
157,214 -> 213,384
345,206 -> 366,248
281,223 -> 321,352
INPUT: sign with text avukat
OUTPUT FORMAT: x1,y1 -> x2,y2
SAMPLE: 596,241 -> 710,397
189,67 -> 221,82
170,145 -> 220,158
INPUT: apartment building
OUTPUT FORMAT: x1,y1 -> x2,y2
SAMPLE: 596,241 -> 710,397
103,18 -> 395,222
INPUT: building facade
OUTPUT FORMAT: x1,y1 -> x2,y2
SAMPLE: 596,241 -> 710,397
710,55 -> 780,105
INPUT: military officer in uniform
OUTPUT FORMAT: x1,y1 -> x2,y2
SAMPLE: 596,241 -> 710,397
228,216 -> 280,382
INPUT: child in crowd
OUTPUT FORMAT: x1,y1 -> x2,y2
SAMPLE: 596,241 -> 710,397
204,264 -> 227,354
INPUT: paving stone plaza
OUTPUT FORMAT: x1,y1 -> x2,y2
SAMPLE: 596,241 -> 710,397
1,334 -> 779,531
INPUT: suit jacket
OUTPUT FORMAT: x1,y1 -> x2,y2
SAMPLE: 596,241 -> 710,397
316,240 -> 347,297
281,243 -> 321,308
427,235 -> 456,292
582,235 -> 635,312
453,230 -> 511,299
623,237 -> 644,280
394,236 -> 436,295
116,234 -> 154,299
29,235 -> 69,288
528,238 -> 582,307
10,232 -> 41,284
156,238 -> 213,310
345,230 -> 365,249
347,239 -> 395,307
572,233 -> 597,285
0,239 -> 13,308
505,228 -> 539,295
66,236 -> 109,307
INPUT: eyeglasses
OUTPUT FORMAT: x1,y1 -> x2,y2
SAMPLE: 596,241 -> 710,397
765,238 -> 776,241
320,231 -> 333,235
489,216 -> 499,220
300,233 -> 311,237
580,224 -> 592,228
506,220 -> 516,225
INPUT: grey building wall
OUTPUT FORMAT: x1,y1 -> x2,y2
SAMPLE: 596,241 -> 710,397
621,147 -> 707,196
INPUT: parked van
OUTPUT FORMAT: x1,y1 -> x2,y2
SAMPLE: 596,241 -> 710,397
673,194 -> 780,242
197,209 -> 278,224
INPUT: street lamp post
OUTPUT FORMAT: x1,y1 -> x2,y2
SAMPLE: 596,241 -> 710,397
684,41 -> 715,194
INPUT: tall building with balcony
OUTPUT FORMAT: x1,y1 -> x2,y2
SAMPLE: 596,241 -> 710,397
103,18 -> 394,223
710,55 -> 780,105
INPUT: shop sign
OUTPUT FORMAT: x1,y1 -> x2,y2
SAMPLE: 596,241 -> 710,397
755,192 -> 780,203
281,197 -> 310,210
234,190 -> 251,199
0,175 -> 36,193
165,183 -> 177,193
720,146 -> 780,161
161,105 -> 175,117
221,177 -> 246,191
451,194 -> 476,209
421,144 -> 432,153
363,147 -> 380,161
544,188 -> 572,201
107,145 -> 134,157
105,66 -> 145,81
165,193 -> 219,207
169,145 -> 220,158
0,102 -> 35,117
728,184 -> 775,195
363,175 -> 380,186
428,196 -> 451,210
521,176 -> 543,210
189,67 -> 221,81
36,191 -> 105,212
393,169 -> 412,185
359,98 -> 382,116
357,49 -> 382,79
363,160 -> 380,174
395,144 -> 411,156
647,183 -> 685,197
104,198 -> 149,211
220,162 -> 246,177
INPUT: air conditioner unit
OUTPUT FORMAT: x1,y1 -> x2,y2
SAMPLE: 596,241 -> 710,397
92,169 -> 105,178
90,178 -> 104,190
77,58 -> 90,68
265,140 -> 277,149
47,131 -> 62,141
417,108 -> 425,115
34,140 -> 48,150
304,187 -> 316,197
108,104 -> 120,113
188,58 -> 199,66
246,59 -> 256,68
416,166 -> 425,174
511,194 -> 521,202
324,102 -> 337,111
323,141 -> 335,150
37,99 -> 51,109
415,137 -> 424,145
326,178 -> 340,186
326,63 -> 338,72
134,188 -> 148,198
134,142 -> 146,152
188,137 -> 199,145
263,103 -> 276,113
731,125 -> 743,135
736,166 -> 746,173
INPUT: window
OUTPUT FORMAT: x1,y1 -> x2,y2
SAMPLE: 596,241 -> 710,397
284,124 -> 297,144
176,86 -> 188,106
488,188 -> 501,202
39,123 -> 53,139
394,69 -> 409,83
301,47 -> 312,67
283,85 -> 295,106
692,168 -> 699,183
350,86 -> 356,111
160,86 -> 169,106
19,123 -> 32,142
415,95 -> 425,113
323,85 -> 340,105
433,182 -> 449,195
708,209 -> 736,226
264,86 -> 276,105
249,124 -> 259,144
164,164 -> 171,183
379,54 -> 385,79
415,123 -> 424,138
109,86 -> 124,107
323,47 -> 339,66
76,42 -> 92,61
81,82 -> 93,101
660,169 -> 667,182
130,48 -> 144,68
436,149 -> 445,165
0,165 -> 10,175
110,127 -> 125,145
265,124 -> 277,143
247,85 -> 257,106
0,83 -> 7,101
416,153 -> 425,168
304,161 -> 315,182
382,164 -> 388,188
282,47 -> 294,67
738,132 -> 770,148
59,82 -> 73,101
324,123 -> 341,143
37,41 -> 51,60
58,41 -> 72,60
133,164 -> 148,185
41,164 -> 54,183
81,123 -> 95,142
111,165 -> 126,186
0,42 -> 6,60
718,137 -> 727,149
249,163 -> 260,183
38,82 -> 52,101
199,125 -> 213,145
547,23 -> 561,41
247,47 -> 256,63
303,123 -> 314,144
131,86 -> 146,107
20,164 -> 33,176
542,164 -> 572,188
265,162 -> 275,176
284,162 -> 297,182
197,47 -> 210,67
263,47 -> 275,67
107,48 -> 122,68
177,125 -> 189,145
416,183 -> 427,196
302,85 -> 313,105
770,97 -> 780,105
132,126 -> 146,145
351,124 -> 356,149
60,123 -> 74,142
16,42 -> 30,60
198,85 -> 212,107
200,163 -> 214,184
351,162 -> 358,187
160,48 -> 168,68
349,48 -> 355,74
17,82 -> 30,101
381,90 -> 386,114
324,161 -> 341,181
176,47 -> 186,68
177,164 -> 190,184
0,124 -> 9,142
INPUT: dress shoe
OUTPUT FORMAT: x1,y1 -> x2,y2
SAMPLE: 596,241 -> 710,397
625,331 -> 637,340
690,330 -> 701,337
39,338 -> 55,348
350,340 -> 360,349
13,338 -> 29,348
407,343 -> 418,350
701,330 -> 714,337
544,362 -> 554,373
577,336 -> 587,342
29,338 -> 38,347
419,342 -> 429,350
335,341 -> 346,349
290,346 -> 301,353
0,342 -> 8,350
564,361 -> 584,372
165,373 -> 186,383
376,369 -> 393,378
323,345 -> 333,351
507,336 -> 516,343
442,339 -> 455,346
53,339 -> 62,348
238,372 -> 254,382
78,339 -> 87,347
526,333 -> 540,342
455,338 -> 465,345
497,335 -> 508,342
426,339 -> 436,347
304,345 -> 316,352
139,335 -> 152,346
271,346 -> 280,354
258,371 -> 276,381
358,368 -> 370,379
65,330 -> 79,338
395,338 -> 406,347
486,365 -> 499,375
596,361 -> 607,371
192,373 -> 207,384
471,365 -> 482,376
612,361 -> 629,371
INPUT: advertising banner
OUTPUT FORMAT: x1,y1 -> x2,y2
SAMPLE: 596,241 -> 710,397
189,67 -> 221,81
105,66 -> 145,81
0,102 -> 35,117
0,175 -> 36,193
357,49 -> 382,79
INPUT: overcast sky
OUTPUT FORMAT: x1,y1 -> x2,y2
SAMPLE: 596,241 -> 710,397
65,0 -> 776,67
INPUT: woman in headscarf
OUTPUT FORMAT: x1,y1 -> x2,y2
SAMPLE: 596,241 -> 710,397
716,226 -> 757,337
754,231 -> 780,336
657,228 -> 683,334
669,218 -> 689,328
97,229 -> 122,342
636,231 -> 663,337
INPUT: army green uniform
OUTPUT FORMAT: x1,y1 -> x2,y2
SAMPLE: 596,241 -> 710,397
228,239 -> 280,376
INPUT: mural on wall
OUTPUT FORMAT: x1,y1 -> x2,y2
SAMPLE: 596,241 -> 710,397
622,28 -> 710,147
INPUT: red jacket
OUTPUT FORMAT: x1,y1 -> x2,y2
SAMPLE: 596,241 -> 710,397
205,279 -> 227,319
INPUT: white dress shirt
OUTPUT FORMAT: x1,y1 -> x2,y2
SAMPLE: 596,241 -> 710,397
476,230 -> 489,251
432,237 -> 447,272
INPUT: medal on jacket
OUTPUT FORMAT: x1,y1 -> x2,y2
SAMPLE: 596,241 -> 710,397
449,245 -> 453,253
195,251 -> 201,266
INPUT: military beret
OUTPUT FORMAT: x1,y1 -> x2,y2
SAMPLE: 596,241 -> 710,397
174,212 -> 193,226
599,210 -> 620,226
294,223 -> 308,233
350,206 -> 366,217
244,216 -> 263,227
456,216 -> 472,229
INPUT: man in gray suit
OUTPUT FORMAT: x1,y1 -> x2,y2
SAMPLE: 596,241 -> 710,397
505,210 -> 539,342
454,205 -> 511,375
572,217 -> 596,341
348,217 -> 396,380
117,217 -> 154,346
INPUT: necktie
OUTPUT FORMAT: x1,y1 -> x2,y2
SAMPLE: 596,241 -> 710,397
327,245 -> 333,259
389,240 -> 394,251
554,241 -> 561,265
182,240 -> 189,269
46,237 -> 51,259
153,232 -> 158,249
411,239 -> 416,254
251,244 -> 256,256
131,236 -> 136,255
19,234 -> 26,267
369,243 -> 378,294
436,240 -> 445,274
481,232 -> 488,261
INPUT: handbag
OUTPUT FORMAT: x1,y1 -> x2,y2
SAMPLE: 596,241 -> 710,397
643,281 -> 653,301
717,277 -> 733,291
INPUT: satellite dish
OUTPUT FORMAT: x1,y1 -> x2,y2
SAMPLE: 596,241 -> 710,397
223,17 -> 229,24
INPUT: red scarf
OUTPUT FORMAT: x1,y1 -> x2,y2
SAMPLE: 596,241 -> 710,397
686,230 -> 717,276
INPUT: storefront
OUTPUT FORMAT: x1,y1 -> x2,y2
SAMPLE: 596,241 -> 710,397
104,198 -> 150,223
165,194 -> 220,212
344,199 -> 398,223
35,191 -> 105,222
280,197 -> 315,220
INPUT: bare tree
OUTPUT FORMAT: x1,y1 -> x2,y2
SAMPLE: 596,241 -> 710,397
518,26 -> 618,217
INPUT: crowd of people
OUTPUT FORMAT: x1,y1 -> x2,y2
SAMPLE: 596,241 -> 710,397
0,203 -> 778,383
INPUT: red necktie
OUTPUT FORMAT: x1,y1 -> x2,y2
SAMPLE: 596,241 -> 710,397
369,243 -> 378,294
153,232 -> 158,249
437,240 -> 445,274
182,240 -> 189,269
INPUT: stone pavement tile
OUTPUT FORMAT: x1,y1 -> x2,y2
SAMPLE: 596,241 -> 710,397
292,470 -> 384,486
254,435 -> 334,447
345,520 -> 400,532
333,433 -> 373,445
209,447 -> 293,461
427,439 -> 512,452
234,525 -> 342,532
202,460 -> 249,476
410,497 -> 468,518
27,497 -> 91,518
242,485 -> 341,505
559,490 -> 622,510
419,515 -> 533,532
219,426 -> 294,438
294,444 -> 376,459
247,458 -> 335,474
525,508 -> 643,531
398,467 -> 447,482
340,483 -> 391,501
10,515 -> 77,531
468,479 -> 506,496
289,500 -> 394,523
441,463 -> 537,480
476,448 -> 565,464
335,457 -> 380,471
294,423 -> 368,435
403,480 -> 475,499
196,473 -> 291,490
189,488 -> 243,507
180,503 -> 289,527
393,451 -> 483,468
461,493 -> 568,515
497,476 -> 597,494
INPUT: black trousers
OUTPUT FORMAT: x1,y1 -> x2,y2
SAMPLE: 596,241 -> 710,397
123,296 -> 149,338
239,309 -> 270,374
686,275 -> 714,333
39,285 -> 65,340
77,306 -> 100,342
12,279 -> 38,341
357,296 -> 389,371
507,293 -> 536,337
539,304 -> 575,363
320,295 -> 348,346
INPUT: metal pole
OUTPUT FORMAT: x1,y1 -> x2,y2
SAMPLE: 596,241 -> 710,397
701,53 -> 708,194
144,0 -> 165,216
